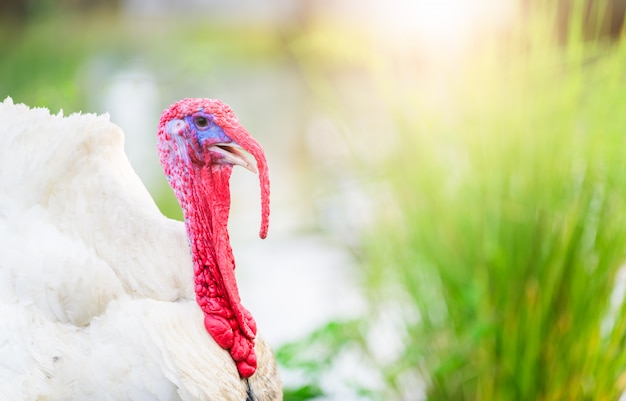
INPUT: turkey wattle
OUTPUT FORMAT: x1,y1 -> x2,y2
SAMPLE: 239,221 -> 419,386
157,98 -> 270,378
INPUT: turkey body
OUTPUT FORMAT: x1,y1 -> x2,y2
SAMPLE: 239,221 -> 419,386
0,98 -> 282,401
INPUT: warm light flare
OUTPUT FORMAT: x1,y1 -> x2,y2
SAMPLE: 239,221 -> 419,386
368,0 -> 515,59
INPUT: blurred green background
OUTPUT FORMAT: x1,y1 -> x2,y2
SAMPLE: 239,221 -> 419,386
4,0 -> 626,400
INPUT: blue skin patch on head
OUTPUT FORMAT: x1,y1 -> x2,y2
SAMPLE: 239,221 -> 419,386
185,114 -> 233,146
165,114 -> 241,169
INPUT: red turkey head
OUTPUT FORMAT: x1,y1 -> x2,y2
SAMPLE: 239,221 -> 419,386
156,98 -> 270,378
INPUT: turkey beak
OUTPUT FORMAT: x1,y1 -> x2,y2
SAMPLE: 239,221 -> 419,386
210,144 -> 258,174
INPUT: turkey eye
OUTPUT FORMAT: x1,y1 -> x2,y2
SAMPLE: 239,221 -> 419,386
194,116 -> 209,128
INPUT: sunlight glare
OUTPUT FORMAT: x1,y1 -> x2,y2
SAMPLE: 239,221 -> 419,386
370,0 -> 515,59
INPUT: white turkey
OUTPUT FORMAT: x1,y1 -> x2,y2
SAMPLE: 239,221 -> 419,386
0,97 -> 282,401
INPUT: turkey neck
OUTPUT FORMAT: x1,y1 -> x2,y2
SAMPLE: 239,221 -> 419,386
182,164 -> 258,378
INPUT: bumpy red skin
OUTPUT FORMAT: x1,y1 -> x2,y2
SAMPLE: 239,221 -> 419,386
157,98 -> 270,378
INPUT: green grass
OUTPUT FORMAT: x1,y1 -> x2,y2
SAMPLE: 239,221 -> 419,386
373,57 -> 626,400
366,5 -> 626,401
0,12 -> 284,114
279,1 -> 626,400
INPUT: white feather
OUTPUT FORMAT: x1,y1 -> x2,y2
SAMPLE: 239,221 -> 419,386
0,98 -> 282,401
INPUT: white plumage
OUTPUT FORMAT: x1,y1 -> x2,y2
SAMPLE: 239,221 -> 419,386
0,98 -> 282,401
